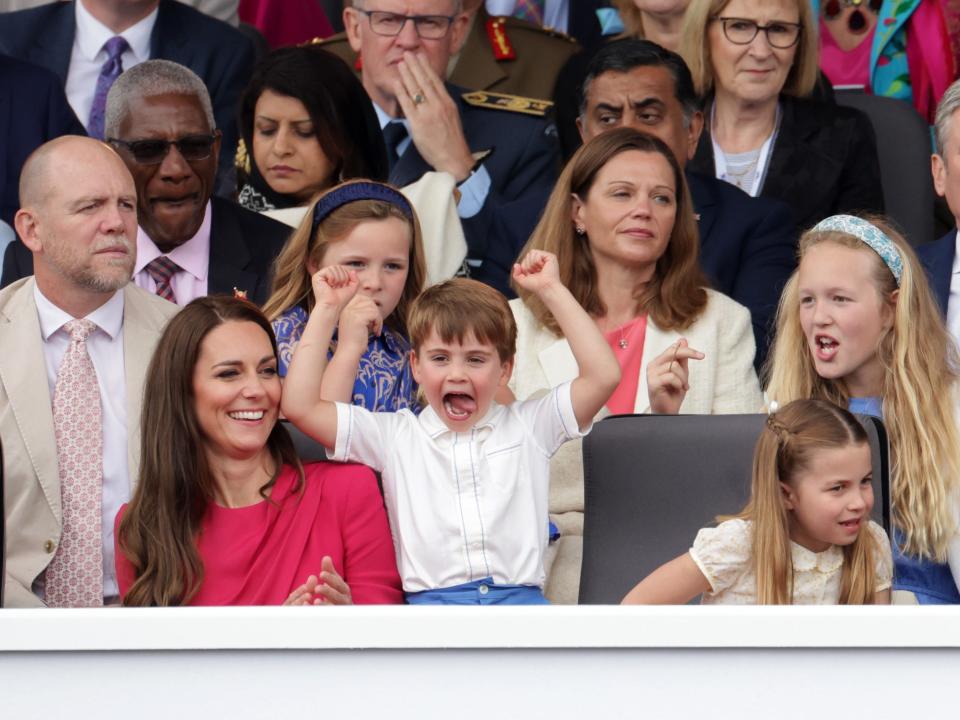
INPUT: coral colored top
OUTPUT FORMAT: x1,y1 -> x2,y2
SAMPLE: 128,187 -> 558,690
603,315 -> 647,415
115,463 -> 403,605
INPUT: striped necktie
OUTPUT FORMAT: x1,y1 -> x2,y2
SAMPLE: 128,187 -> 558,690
144,255 -> 181,304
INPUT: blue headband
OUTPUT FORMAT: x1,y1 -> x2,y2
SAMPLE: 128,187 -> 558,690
311,181 -> 414,232
810,215 -> 903,286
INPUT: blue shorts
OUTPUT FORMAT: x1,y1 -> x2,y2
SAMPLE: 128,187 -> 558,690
405,577 -> 549,605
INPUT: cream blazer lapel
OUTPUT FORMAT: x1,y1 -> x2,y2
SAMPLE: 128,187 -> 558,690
0,279 -> 60,522
121,284 -> 163,483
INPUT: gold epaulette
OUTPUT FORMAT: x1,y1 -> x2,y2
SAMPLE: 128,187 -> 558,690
461,90 -> 553,117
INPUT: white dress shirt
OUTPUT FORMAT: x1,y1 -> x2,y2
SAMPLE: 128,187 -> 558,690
133,201 -> 212,305
485,0 -> 570,31
947,234 -> 960,350
65,0 -> 158,127
331,381 -> 587,592
34,284 -> 129,600
373,102 -> 491,220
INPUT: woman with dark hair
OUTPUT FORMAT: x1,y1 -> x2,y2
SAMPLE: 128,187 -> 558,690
236,45 -> 389,214
508,128 -> 762,603
115,296 -> 402,606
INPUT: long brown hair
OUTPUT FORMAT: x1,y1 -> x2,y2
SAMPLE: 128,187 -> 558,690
516,127 -> 707,335
118,296 -> 302,606
730,399 -> 879,604
262,180 -> 426,336
765,216 -> 960,560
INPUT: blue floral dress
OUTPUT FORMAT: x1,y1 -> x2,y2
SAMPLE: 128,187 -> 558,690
273,305 -> 418,412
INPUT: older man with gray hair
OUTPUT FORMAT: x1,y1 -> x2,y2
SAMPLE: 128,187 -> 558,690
920,79 -> 960,347
2,59 -> 290,306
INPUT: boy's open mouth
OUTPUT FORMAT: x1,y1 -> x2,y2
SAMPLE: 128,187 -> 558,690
443,392 -> 476,420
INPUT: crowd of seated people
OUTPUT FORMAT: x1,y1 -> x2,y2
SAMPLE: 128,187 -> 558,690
3,0 -> 960,610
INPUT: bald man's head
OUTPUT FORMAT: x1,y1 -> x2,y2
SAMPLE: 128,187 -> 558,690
15,135 -> 138,303
19,136 -> 131,210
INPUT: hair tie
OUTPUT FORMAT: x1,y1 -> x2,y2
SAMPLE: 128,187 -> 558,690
765,413 -> 791,443
311,181 -> 413,233
810,215 -> 903,286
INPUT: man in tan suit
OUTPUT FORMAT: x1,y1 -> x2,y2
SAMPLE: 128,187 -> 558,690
0,136 -> 178,607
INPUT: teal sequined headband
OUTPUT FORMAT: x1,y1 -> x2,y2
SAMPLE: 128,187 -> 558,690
810,215 -> 903,286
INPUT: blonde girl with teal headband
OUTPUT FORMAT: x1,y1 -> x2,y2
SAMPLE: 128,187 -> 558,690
765,213 -> 960,603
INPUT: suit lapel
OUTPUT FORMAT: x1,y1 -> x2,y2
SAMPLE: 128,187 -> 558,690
121,286 -> 155,483
26,3 -> 75,82
207,198 -> 257,296
759,98 -> 811,205
389,139 -> 433,188
150,0 -> 186,61
685,171 -> 718,251
633,319 -> 681,414
0,280 -> 61,521
0,81 -> 9,214
536,335 -> 579,389
930,229 -> 956,315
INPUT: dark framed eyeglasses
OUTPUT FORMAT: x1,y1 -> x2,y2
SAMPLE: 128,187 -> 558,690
355,9 -> 455,39
107,134 -> 219,164
712,17 -> 802,49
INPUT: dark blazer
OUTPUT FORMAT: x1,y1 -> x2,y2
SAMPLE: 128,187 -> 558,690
690,95 -> 884,232
1,196 -> 290,306
388,86 -> 560,297
686,171 -> 797,370
0,54 -> 85,226
917,228 -> 955,317
0,0 -> 254,195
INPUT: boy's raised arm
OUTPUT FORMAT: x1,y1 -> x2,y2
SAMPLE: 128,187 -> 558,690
281,266 -> 360,449
513,251 -> 620,430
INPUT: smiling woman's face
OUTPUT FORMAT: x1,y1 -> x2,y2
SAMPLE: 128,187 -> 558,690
572,149 -> 677,282
192,320 -> 281,463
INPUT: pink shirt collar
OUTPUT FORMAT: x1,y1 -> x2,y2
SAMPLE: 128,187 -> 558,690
135,200 -> 212,280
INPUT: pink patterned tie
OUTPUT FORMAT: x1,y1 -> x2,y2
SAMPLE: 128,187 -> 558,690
45,319 -> 104,608
513,0 -> 545,25
144,255 -> 181,304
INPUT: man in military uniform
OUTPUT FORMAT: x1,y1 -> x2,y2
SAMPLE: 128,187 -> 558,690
319,0 -> 578,102
340,0 -> 559,296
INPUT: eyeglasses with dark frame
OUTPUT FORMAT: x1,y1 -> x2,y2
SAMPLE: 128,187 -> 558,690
712,17 -> 802,49
355,9 -> 456,39
107,134 -> 219,165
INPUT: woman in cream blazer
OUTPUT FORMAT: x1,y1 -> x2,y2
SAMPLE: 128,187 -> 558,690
508,129 -> 763,604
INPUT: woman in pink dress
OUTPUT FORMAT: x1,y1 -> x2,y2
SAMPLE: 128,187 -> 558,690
115,295 -> 402,606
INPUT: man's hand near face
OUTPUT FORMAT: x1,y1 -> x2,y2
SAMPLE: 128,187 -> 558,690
394,51 -> 475,181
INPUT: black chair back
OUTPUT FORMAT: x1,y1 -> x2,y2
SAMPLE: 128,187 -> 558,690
579,413 -> 891,604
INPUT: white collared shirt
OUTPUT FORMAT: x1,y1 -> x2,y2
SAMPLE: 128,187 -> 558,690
34,283 -> 129,600
331,381 -> 587,592
947,233 -> 960,349
133,201 -> 212,305
373,102 -> 491,220
66,0 -> 158,127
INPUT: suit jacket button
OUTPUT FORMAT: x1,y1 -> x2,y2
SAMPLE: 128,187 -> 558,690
43,540 -> 55,553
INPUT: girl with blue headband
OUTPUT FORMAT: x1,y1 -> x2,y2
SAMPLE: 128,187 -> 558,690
766,214 -> 960,604
263,180 -> 426,412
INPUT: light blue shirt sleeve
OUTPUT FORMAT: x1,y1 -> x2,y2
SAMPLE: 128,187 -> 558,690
456,164 -> 492,219
0,220 -> 14,264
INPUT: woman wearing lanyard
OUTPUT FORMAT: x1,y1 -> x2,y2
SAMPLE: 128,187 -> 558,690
681,0 -> 884,231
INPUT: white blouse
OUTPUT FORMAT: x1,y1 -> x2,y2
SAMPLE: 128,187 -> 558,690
690,518 -> 893,604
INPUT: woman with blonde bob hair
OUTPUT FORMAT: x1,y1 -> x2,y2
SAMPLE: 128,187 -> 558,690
508,127 -> 762,603
263,180 -> 427,412
681,0 -> 883,230
623,398 -> 892,605
766,214 -> 960,603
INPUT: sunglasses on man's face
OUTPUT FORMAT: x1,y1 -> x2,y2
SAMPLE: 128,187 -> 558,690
107,134 -> 218,164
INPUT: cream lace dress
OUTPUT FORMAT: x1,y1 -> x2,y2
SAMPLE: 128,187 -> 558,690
690,518 -> 893,604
